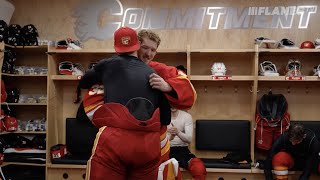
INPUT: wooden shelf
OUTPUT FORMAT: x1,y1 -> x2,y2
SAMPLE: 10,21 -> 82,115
259,48 -> 320,53
191,49 -> 255,53
157,49 -> 186,53
5,44 -> 47,49
48,48 -> 115,54
47,48 -> 186,54
51,75 -> 82,80
258,76 -> 320,81
47,163 -> 87,169
0,162 -> 46,167
190,75 -> 255,81
1,103 -> 47,106
0,131 -> 46,135
2,73 -> 47,77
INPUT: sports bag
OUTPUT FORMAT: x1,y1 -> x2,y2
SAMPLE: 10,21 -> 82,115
255,92 -> 290,150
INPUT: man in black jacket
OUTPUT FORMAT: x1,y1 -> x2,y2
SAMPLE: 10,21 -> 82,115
79,27 -> 171,180
264,123 -> 320,180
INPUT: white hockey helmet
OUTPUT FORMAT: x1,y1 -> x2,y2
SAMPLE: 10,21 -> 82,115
211,62 -> 226,76
259,61 -> 279,76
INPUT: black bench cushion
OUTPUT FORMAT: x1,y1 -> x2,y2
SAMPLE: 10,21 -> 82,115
196,120 -> 250,152
52,118 -> 98,164
201,158 -> 251,169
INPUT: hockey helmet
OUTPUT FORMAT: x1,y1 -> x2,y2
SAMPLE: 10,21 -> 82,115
286,59 -> 301,76
59,61 -> 73,75
259,61 -> 279,76
211,62 -> 226,76
313,64 -> 320,76
258,93 -> 288,125
300,41 -> 315,49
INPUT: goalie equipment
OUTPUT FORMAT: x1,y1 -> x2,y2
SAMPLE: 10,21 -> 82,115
259,61 -> 279,76
300,41 -> 315,49
59,61 -> 84,75
211,62 -> 226,76
255,37 -> 277,49
255,92 -> 290,150
285,59 -> 301,76
278,38 -> 299,49
313,64 -> 320,76
59,61 -> 73,75
56,38 -> 82,50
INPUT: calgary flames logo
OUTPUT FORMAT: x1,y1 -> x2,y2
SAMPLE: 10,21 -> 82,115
72,0 -> 123,42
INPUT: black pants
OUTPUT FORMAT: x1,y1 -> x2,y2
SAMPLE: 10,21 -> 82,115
169,146 -> 196,169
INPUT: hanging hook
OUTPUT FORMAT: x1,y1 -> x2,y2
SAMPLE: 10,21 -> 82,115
249,86 -> 253,93
305,86 -> 309,94
204,85 -> 207,93
219,86 -> 223,93
287,86 -> 291,93
234,86 -> 238,93
248,85 -> 259,93
268,87 -> 272,95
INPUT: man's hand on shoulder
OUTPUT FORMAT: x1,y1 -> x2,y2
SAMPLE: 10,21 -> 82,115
149,73 -> 173,92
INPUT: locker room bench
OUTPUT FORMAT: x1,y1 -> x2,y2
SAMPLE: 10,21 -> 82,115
195,120 -> 252,169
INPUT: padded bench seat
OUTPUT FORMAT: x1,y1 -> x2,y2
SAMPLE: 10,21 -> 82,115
201,158 -> 251,169
196,120 -> 251,169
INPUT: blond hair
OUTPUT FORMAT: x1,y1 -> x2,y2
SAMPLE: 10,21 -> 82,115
138,30 -> 161,47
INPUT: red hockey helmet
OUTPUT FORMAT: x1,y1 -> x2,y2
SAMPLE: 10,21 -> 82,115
300,41 -> 315,49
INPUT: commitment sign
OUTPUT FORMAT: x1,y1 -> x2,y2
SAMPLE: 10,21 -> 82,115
73,0 -> 317,41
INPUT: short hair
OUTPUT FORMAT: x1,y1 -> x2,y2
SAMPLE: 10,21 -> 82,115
138,30 -> 161,47
176,65 -> 187,74
288,123 -> 305,141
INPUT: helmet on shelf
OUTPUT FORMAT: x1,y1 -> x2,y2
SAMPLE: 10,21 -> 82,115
278,38 -> 299,49
313,64 -> 320,76
254,37 -> 277,49
300,41 -> 315,49
211,62 -> 226,76
259,61 -> 279,76
286,59 -> 302,76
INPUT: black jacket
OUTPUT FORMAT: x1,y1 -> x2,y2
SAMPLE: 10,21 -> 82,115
79,54 -> 171,125
264,129 -> 320,180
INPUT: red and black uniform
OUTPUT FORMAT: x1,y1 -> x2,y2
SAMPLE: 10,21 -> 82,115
264,129 -> 320,180
148,61 -> 196,110
80,54 -> 171,180
80,58 -> 196,180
